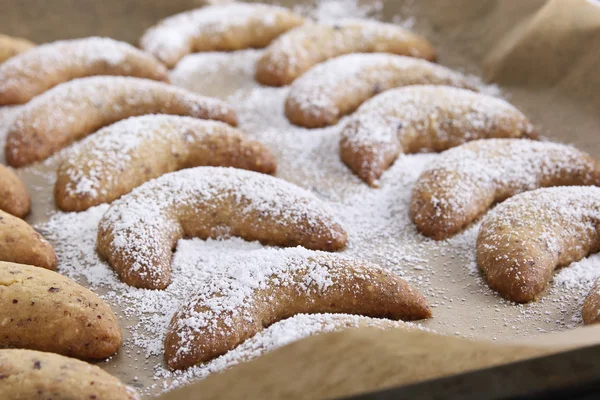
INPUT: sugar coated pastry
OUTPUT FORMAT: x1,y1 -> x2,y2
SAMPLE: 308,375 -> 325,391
0,210 -> 57,270
340,85 -> 536,186
583,279 -> 600,325
0,37 -> 169,105
285,53 -> 482,128
97,167 -> 347,289
256,20 -> 436,86
55,115 -> 276,211
0,261 -> 122,359
0,349 -> 139,400
411,139 -> 600,240
0,164 -> 30,217
140,3 -> 304,68
0,34 -> 35,64
164,248 -> 431,369
5,76 -> 237,167
477,186 -> 600,303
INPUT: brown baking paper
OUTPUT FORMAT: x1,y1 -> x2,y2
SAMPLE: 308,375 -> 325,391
1,0 -> 600,399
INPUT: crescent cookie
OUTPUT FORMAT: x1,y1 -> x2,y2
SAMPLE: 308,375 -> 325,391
340,85 -> 536,186
477,186 -> 600,303
55,115 -> 277,211
0,164 -> 30,218
97,167 -> 347,290
411,139 -> 600,240
140,3 -> 304,68
285,53 -> 482,128
0,37 -> 169,105
0,261 -> 122,359
0,34 -> 35,64
164,248 -> 431,369
5,76 -> 237,167
0,349 -> 138,400
256,20 -> 436,87
583,280 -> 600,325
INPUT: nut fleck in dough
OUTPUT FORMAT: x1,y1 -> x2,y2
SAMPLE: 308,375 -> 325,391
0,210 -> 57,270
256,20 -> 436,87
0,261 -> 122,359
0,349 -> 139,400
97,167 -> 347,290
286,53 -> 481,128
411,139 -> 600,240
0,34 -> 34,64
164,249 -> 431,369
340,85 -> 536,186
477,186 -> 600,303
55,115 -> 277,211
140,3 -> 304,68
0,164 -> 30,218
5,76 -> 237,167
0,37 -> 169,105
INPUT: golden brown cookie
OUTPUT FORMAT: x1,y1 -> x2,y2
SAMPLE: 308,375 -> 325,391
0,210 -> 57,270
583,280 -> 600,325
340,85 -> 536,186
5,76 -> 237,167
0,349 -> 139,400
256,20 -> 436,87
140,3 -> 304,68
164,249 -> 431,369
0,164 -> 30,218
0,261 -> 122,358
285,53 -> 482,128
0,37 -> 169,105
411,139 -> 600,240
477,186 -> 600,303
0,34 -> 34,64
55,115 -> 276,211
97,167 -> 347,290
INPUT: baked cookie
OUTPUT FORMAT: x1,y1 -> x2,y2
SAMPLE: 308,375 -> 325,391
0,164 -> 30,217
140,3 -> 304,68
411,139 -> 600,240
0,210 -> 57,270
0,261 -> 122,359
164,249 -> 431,369
55,115 -> 276,211
477,186 -> 600,303
340,85 -> 536,186
0,34 -> 34,64
97,167 -> 347,290
0,349 -> 138,400
256,20 -> 436,87
583,280 -> 600,325
0,37 -> 169,105
285,53 -> 481,128
5,76 -> 237,167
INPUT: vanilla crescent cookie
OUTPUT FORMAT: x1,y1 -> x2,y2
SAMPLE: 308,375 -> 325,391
256,20 -> 436,87
583,280 -> 600,325
477,186 -> 600,303
55,115 -> 276,212
0,37 -> 169,105
0,34 -> 35,64
97,167 -> 347,289
340,85 -> 536,186
285,53 -> 482,128
140,3 -> 304,68
0,164 -> 30,217
411,139 -> 600,240
5,76 -> 237,167
163,248 -> 431,369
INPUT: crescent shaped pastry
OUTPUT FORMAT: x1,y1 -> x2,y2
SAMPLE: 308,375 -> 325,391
0,37 -> 169,105
55,115 -> 276,211
5,76 -> 237,167
340,85 -> 536,186
411,139 -> 600,240
164,249 -> 431,369
140,3 -> 304,68
97,167 -> 347,290
0,164 -> 30,218
0,34 -> 35,64
477,186 -> 600,303
256,20 -> 436,87
583,280 -> 600,325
